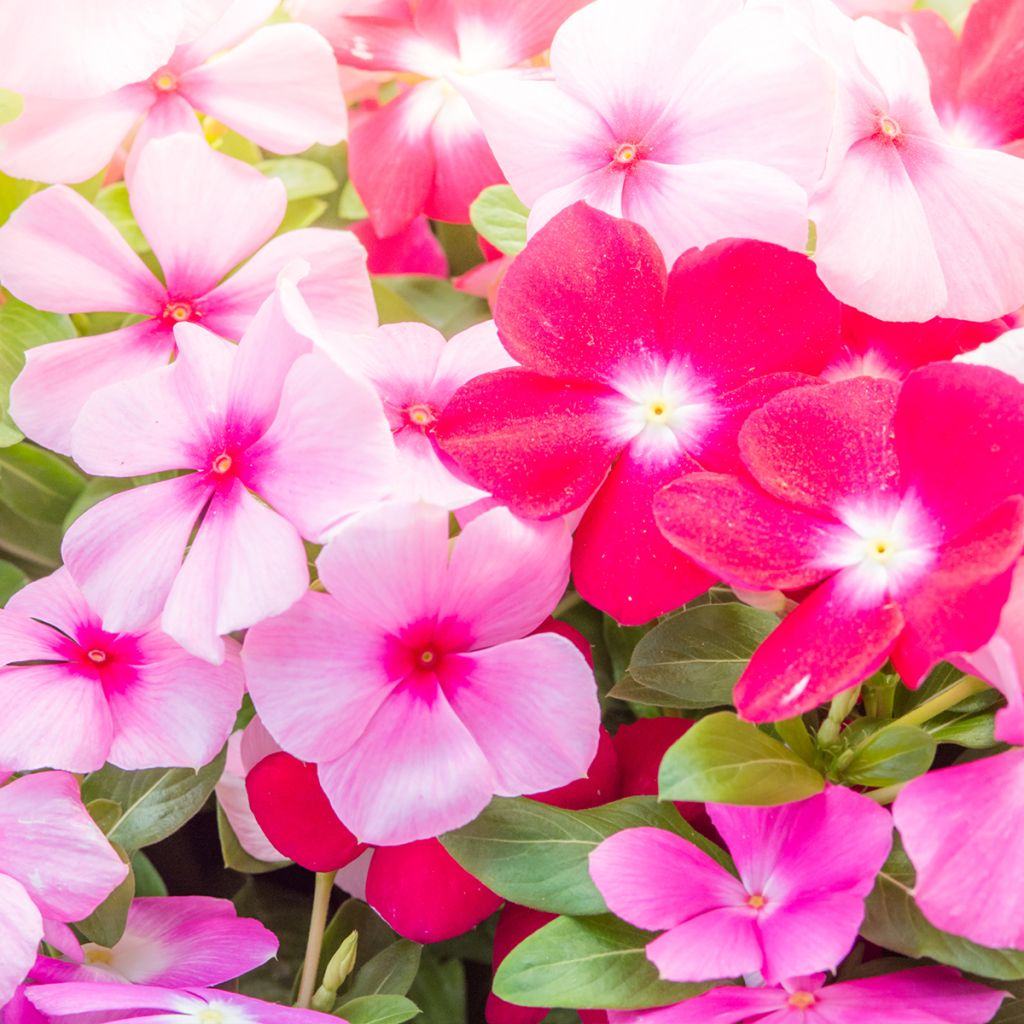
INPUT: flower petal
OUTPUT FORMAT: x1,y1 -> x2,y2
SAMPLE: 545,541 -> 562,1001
0,876 -> 42,1007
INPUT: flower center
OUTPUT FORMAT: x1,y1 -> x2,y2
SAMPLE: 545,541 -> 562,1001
646,399 -> 670,423
867,537 -> 894,562
152,69 -> 178,92
418,649 -> 436,668
86,648 -> 108,665
211,453 -> 233,475
613,142 -> 639,166
196,1012 -> 224,1024
788,992 -> 816,1010
406,403 -> 436,428
84,945 -> 114,965
877,114 -> 902,141
163,300 -> 194,323
746,893 -> 767,910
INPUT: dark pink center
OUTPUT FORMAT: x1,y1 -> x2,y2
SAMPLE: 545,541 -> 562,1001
161,298 -> 199,325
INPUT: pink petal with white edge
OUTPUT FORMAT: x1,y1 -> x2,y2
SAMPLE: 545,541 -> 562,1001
128,134 -> 286,299
0,183 -> 164,314
0,771 -> 128,921
444,633 -> 599,795
239,715 -> 283,774
0,875 -> 42,1007
589,827 -> 746,932
106,635 -> 244,770
62,475 -> 211,633
894,748 -> 1024,949
647,907 -> 762,983
440,507 -> 571,649
243,592 -> 394,764
160,482 -> 309,664
733,572 -> 905,722
179,24 -> 347,154
434,320 -> 517,397
319,678 -> 495,846
316,503 -> 451,636
246,351 -> 396,541
955,327 -> 1024,382
10,319 -> 173,457
0,86 -> 154,185
216,765 -> 285,865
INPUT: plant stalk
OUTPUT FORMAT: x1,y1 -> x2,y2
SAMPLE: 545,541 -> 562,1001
296,870 -> 337,1009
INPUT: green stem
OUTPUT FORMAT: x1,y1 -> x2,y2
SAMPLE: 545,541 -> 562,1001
296,870 -> 337,1009
775,716 -> 816,766
889,675 -> 990,730
817,685 -> 861,748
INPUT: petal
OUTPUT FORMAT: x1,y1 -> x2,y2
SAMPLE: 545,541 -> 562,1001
129,133 -> 285,298
493,203 -> 667,381
318,678 -> 495,845
62,475 -> 210,633
440,508 -> 572,648
732,573 -> 905,721
4,566 -> 94,640
392,427 -> 488,509
161,484 -> 309,664
350,215 -> 449,278
175,0 -> 280,65
444,633 -> 599,795
605,988 -> 785,1024
124,93 -> 204,184
663,240 -> 841,393
955,325 -> 1024,382
0,876 -> 42,1007
958,0 -> 1024,146
589,827 -> 744,931
0,184 -> 163,313
242,592 -> 393,763
435,369 -> 621,518
10,319 -> 173,457
179,23 -> 347,153
26,983 -> 197,1017
434,319 -> 518,395
573,448 -> 717,625
654,473 -> 838,591
646,908 -> 762,983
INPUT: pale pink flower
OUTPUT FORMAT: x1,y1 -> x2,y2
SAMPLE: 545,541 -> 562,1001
0,133 -> 377,456
0,772 -> 128,1005
456,0 -> 834,263
62,277 -> 395,664
31,896 -> 276,988
0,567 -> 242,773
955,327 -> 1024,381
590,787 -> 892,984
0,0 -> 345,184
244,501 -> 600,845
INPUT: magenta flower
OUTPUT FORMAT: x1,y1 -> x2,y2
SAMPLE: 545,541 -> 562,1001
457,0 -> 833,261
0,772 -> 128,1004
655,364 -> 1024,720
805,3 -> 1024,320
606,967 -> 1005,1024
436,203 -> 842,625
0,0 -> 345,184
0,568 -> 242,773
894,748 -> 1024,950
338,320 -> 516,509
31,895 -> 276,988
243,501 -> 600,845
0,132 -> 377,456
590,787 -> 892,984
62,278 -> 395,664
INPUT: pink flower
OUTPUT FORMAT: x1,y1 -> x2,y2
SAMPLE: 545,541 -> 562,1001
62,277 -> 395,664
350,216 -> 449,278
0,772 -> 128,1005
590,787 -> 892,984
803,2 -> 1024,320
244,500 -> 600,845
655,363 -> 1024,720
436,203 -> 842,625
894,747 -> 1024,950
30,896 -> 276,988
0,567 -> 242,773
0,133 -> 376,456
0,0 -> 345,184
457,0 -> 833,262
26,983 -> 346,1024
336,320 -> 516,509
955,326 -> 1024,381
606,967 -> 1005,1024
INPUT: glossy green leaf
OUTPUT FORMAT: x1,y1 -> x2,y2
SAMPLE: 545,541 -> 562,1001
493,914 -> 713,1010
217,801 -> 289,874
0,442 -> 85,523
374,276 -> 488,336
469,185 -> 529,256
277,197 -> 327,233
407,955 -> 465,1024
0,558 -> 28,604
0,502 -> 62,571
322,899 -> 400,992
131,851 -> 168,897
659,711 -> 825,804
335,995 -> 420,1024
86,798 -> 123,834
841,725 -> 936,786
259,158 -> 338,200
927,710 -> 997,748
76,845 -> 134,947
338,178 -> 369,220
347,940 -> 423,999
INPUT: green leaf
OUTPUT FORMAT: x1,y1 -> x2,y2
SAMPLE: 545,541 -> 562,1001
259,158 -> 338,200
0,442 -> 85,523
407,955 -> 465,1024
469,185 -> 529,256
335,995 -> 420,1024
338,178 -> 368,220
619,604 -> 776,709
95,182 -> 149,252
322,899 -> 400,992
659,711 -> 825,804
347,940 -> 423,999
0,558 -> 28,604
217,801 -> 290,874
840,725 -> 936,786
63,476 -> 136,530
441,796 -> 727,916
131,850 -> 168,897
0,502 -> 62,571
76,846 -> 134,947
861,838 -> 1024,980
0,170 -> 41,227
276,197 -> 327,233
494,914 -> 713,1010
86,798 -> 123,834
927,710 -> 997,748
602,618 -> 650,685
81,747 -> 227,852
373,276 -> 488,337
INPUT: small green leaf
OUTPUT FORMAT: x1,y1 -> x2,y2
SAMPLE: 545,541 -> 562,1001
659,711 -> 825,805
259,158 -> 338,200
407,954 -> 465,1024
619,604 -> 777,709
276,197 -> 327,233
372,276 -> 488,336
217,801 -> 289,874
131,850 -> 168,897
95,182 -> 149,252
76,845 -> 135,947
0,558 -> 28,604
82,747 -> 227,852
841,725 -> 936,786
347,940 -> 423,999
86,798 -> 123,834
321,899 -> 399,992
0,442 -> 85,523
927,710 -> 997,748
335,995 -> 420,1024
494,914 -> 713,1010
339,178 -> 369,220
469,185 -> 529,256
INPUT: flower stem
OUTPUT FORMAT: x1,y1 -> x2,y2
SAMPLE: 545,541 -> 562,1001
296,870 -> 337,1009
889,675 -> 990,730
